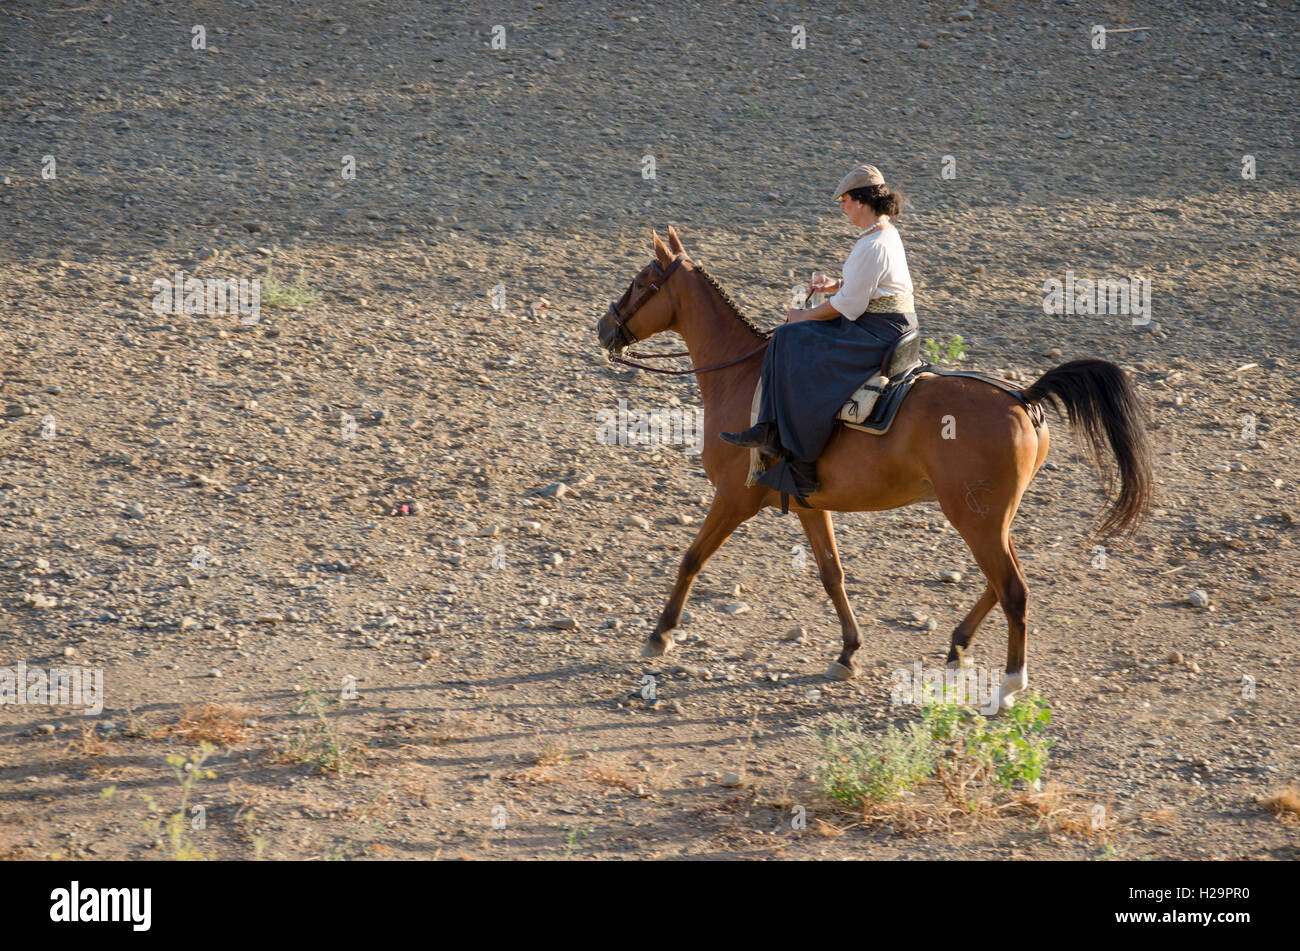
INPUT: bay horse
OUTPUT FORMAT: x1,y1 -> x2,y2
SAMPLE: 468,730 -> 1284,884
596,226 -> 1152,711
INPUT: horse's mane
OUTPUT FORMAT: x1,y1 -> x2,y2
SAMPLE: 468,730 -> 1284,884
689,261 -> 772,341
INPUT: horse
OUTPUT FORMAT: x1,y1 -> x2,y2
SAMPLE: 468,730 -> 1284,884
595,226 -> 1152,711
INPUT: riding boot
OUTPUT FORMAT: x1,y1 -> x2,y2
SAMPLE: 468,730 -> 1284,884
719,420 -> 782,459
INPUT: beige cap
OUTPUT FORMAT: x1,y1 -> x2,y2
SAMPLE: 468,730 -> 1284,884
832,164 -> 885,201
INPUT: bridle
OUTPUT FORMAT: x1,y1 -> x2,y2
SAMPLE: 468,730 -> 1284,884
604,256 -> 770,376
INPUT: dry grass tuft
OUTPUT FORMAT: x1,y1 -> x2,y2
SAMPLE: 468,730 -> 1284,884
1005,782 -> 1116,841
586,767 -> 640,791
155,703 -> 255,746
1260,787 -> 1300,824
66,723 -> 110,757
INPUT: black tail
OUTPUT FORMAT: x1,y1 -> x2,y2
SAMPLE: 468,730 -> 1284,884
1023,359 -> 1153,540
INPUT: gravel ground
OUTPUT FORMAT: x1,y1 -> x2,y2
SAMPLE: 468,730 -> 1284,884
0,0 -> 1296,860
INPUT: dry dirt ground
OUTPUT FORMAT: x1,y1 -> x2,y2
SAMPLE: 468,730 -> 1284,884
0,0 -> 1297,860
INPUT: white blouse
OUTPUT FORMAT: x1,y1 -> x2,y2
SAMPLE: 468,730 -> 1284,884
828,224 -> 914,320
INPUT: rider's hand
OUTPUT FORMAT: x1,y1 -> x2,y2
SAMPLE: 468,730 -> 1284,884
810,276 -> 840,295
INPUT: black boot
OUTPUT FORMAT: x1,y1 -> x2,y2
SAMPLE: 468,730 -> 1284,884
719,420 -> 782,458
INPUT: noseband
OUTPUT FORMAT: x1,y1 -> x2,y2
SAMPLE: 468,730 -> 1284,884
605,257 -> 683,349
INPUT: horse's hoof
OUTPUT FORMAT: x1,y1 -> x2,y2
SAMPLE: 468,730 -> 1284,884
825,661 -> 856,681
995,669 -> 1027,713
641,633 -> 673,658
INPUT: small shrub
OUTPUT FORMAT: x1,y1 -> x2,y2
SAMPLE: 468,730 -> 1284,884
261,268 -> 321,308
814,717 -> 937,806
922,334 -> 968,366
813,694 -> 1054,812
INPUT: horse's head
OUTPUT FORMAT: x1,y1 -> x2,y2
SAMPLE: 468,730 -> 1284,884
597,227 -> 688,353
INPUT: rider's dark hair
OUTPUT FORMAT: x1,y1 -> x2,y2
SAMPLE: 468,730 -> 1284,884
846,183 -> 904,218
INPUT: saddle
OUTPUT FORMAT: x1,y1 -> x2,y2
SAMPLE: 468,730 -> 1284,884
744,329 -> 1043,490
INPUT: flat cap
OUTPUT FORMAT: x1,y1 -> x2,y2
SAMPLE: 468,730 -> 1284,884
832,164 -> 885,201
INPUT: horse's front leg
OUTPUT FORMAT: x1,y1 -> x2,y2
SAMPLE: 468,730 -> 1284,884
642,495 -> 757,657
794,508 -> 863,680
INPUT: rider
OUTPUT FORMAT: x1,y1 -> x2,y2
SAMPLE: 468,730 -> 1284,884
720,164 -> 916,505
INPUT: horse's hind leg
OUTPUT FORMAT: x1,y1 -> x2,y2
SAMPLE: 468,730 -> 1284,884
938,500 -> 1031,713
795,508 -> 863,681
945,584 -> 999,669
642,493 -> 758,658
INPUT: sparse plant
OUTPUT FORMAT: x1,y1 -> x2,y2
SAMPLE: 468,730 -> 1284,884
140,742 -> 216,860
813,694 -> 1054,811
743,102 -> 767,118
282,687 -> 362,775
814,717 -> 937,807
924,691 -> 1053,794
555,825 -> 591,860
922,334 -> 968,366
261,267 -> 321,308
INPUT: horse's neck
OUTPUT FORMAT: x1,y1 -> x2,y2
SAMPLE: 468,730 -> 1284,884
677,276 -> 765,418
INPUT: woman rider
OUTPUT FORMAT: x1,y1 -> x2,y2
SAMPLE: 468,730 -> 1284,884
720,163 -> 916,505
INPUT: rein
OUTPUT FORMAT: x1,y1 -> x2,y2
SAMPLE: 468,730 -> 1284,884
609,340 -> 770,375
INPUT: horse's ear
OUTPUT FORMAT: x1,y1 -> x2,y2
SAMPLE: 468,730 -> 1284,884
652,229 -> 673,267
666,225 -> 685,256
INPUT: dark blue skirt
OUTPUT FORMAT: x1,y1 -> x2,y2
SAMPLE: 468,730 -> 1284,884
754,311 -> 917,495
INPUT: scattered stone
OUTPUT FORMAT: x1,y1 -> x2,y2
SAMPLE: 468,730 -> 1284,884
940,570 -> 963,583
783,625 -> 808,642
127,502 -> 146,519
1166,651 -> 1183,665
37,724 -> 57,735
62,646 -> 76,658
537,482 -> 572,499
719,772 -> 744,788
550,617 -> 579,630
206,668 -> 222,678
721,602 -> 750,615
1188,589 -> 1210,608
625,515 -> 651,530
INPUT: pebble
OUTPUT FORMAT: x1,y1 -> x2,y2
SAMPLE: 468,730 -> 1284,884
719,772 -> 744,788
37,724 -> 56,735
62,646 -> 76,658
940,570 -> 963,583
1188,589 -> 1210,608
922,618 -> 939,631
550,617 -> 579,630
1166,651 -> 1183,664
206,668 -> 222,678
127,502 -> 146,519
782,625 -> 808,642
625,515 -> 651,530
721,602 -> 750,615
538,482 -> 572,499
